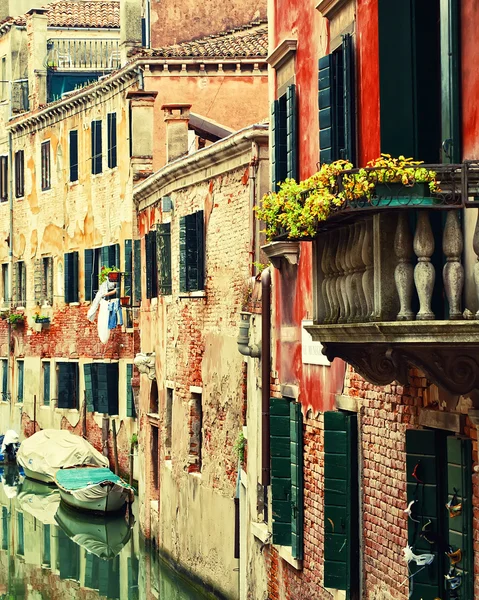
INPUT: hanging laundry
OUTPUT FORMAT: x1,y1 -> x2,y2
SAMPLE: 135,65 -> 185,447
108,298 -> 123,330
87,281 -> 116,322
98,299 -> 110,344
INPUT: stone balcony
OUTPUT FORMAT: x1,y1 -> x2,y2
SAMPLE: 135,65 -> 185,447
305,161 -> 479,397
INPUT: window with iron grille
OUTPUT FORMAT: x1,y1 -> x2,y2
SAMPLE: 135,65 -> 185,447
91,120 -> 102,174
15,261 -> 26,306
16,360 -> 24,404
41,141 -> 51,191
15,150 -> 24,198
42,257 -> 53,305
0,156 -> 7,202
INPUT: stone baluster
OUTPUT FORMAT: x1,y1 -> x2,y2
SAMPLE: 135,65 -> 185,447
443,211 -> 464,320
328,233 -> 340,323
394,212 -> 415,320
320,234 -> 332,323
413,211 -> 435,320
474,211 -> 479,319
353,221 -> 368,321
337,228 -> 349,323
361,219 -> 374,320
344,226 -> 355,322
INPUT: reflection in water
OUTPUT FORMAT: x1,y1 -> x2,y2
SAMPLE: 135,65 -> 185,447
0,469 -> 215,599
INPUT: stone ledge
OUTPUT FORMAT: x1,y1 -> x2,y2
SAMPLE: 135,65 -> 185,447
419,409 -> 464,433
262,241 -> 300,268
277,545 -> 303,571
251,520 -> 270,544
335,394 -> 359,413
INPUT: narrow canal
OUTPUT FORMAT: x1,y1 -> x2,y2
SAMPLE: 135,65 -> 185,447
0,465 -> 215,599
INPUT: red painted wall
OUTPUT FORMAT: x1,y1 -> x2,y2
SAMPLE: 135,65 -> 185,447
461,0 -> 479,159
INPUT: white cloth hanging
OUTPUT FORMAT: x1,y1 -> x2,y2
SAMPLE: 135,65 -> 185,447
98,299 -> 111,344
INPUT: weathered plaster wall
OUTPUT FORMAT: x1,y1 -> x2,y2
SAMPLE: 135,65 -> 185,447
149,0 -> 267,47
461,0 -> 479,159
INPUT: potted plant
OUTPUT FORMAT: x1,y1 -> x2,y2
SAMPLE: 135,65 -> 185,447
120,285 -> 131,307
32,314 -> 50,333
7,312 -> 25,327
99,266 -> 121,284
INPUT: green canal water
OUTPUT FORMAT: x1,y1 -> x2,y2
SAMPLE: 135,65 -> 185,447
0,466 -> 214,599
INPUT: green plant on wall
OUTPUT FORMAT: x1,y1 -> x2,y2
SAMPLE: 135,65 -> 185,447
7,312 -> 24,325
233,431 -> 246,464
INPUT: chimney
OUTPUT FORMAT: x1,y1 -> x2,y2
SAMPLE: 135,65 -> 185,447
127,89 -> 158,179
120,0 -> 143,65
26,7 -> 48,108
162,104 -> 192,163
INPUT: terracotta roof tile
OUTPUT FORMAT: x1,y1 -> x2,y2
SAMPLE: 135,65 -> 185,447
149,21 -> 268,59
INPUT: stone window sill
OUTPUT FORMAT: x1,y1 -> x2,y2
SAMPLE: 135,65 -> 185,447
251,521 -> 270,544
276,545 -> 303,571
54,408 -> 79,414
179,291 -> 206,299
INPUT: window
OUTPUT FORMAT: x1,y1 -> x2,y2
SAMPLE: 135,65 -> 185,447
84,244 -> 119,301
64,251 -> 79,303
1,264 -> 9,303
57,362 -> 79,409
0,155 -> 7,202
271,85 -> 297,190
91,120 -> 102,174
16,360 -> 23,404
157,223 -> 172,295
187,391 -> 202,472
133,239 -> 141,304
404,429 -> 473,598
107,113 -> 117,169
270,398 -> 305,560
15,261 -> 26,306
41,141 -> 51,190
83,362 -> 119,415
1,506 -> 7,550
15,150 -> 24,198
34,257 -> 53,306
149,380 -> 158,414
16,512 -> 24,556
323,410 -> 359,591
1,359 -> 7,402
179,211 -> 204,293
151,425 -> 159,490
319,34 -> 355,164
43,361 -> 51,406
43,524 -> 51,567
165,386 -> 173,459
126,363 -> 135,418
145,230 -> 158,299
69,130 -> 78,182
0,57 -> 6,101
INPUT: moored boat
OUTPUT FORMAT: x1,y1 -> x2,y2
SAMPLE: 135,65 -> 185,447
0,430 -> 20,463
17,429 -> 109,483
55,467 -> 134,514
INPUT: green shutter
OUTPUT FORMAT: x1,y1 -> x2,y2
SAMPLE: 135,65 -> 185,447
58,529 -> 80,580
126,363 -> 135,418
270,397 -> 291,546
83,363 -> 95,412
108,113 -> 117,169
157,223 -> 172,295
290,401 -> 303,560
107,363 -> 119,415
17,512 -> 24,555
92,120 -> 102,175
43,524 -> 51,566
133,239 -> 141,303
64,253 -> 71,303
84,249 -> 94,301
17,361 -> 23,403
124,240 -> 132,298
271,98 -> 287,190
108,243 -> 120,268
342,34 -> 355,163
145,232 -> 153,299
127,556 -> 139,600
96,364 -> 109,414
405,429 -> 445,600
57,363 -> 74,409
324,411 -> 359,593
2,360 -> 7,399
440,0 -> 460,163
85,553 -> 100,590
43,362 -> 50,406
286,84 -> 298,181
64,252 -> 78,303
319,54 -> 336,164
446,436 -> 473,600
185,211 -> 204,292
179,216 -> 187,293
1,506 -> 7,550
100,245 -> 109,269
69,130 -> 78,182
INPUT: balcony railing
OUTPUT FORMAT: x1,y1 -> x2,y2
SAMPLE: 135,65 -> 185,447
46,38 -> 121,72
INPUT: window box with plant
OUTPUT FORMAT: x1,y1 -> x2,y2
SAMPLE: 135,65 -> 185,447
99,266 -> 121,284
4,312 -> 25,327
256,155 -> 444,242
32,313 -> 51,332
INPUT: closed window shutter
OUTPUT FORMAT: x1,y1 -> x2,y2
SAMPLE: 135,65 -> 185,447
145,233 -> 153,299
157,223 -> 172,295
290,401 -> 303,559
185,211 -> 204,292
107,363 -> 119,415
64,252 -> 78,303
69,130 -> 78,182
58,529 -> 80,580
446,436 -> 473,600
133,239 -> 141,303
83,363 -> 95,412
440,0 -> 460,162
126,363 -> 135,418
17,361 -> 23,403
319,54 -> 336,164
2,360 -> 7,399
43,524 -> 51,566
43,362 -> 50,406
128,556 -> 139,600
57,363 -> 74,409
124,240 -> 132,298
179,216 -> 187,293
405,429 -> 444,599
286,84 -> 298,181
271,99 -> 287,191
100,246 -> 109,269
84,249 -> 94,302
96,364 -> 109,414
270,397 -> 292,546
107,113 -> 117,169
85,553 -> 100,590
342,34 -> 355,163
17,512 -> 24,555
108,243 -> 120,268
1,507 -> 6,550
91,120 -> 102,175
324,411 -> 359,594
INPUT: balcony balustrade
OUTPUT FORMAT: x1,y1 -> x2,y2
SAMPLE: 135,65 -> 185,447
46,38 -> 121,72
305,161 -> 479,396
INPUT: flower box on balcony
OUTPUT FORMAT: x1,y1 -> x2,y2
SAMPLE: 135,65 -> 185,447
374,182 -> 433,206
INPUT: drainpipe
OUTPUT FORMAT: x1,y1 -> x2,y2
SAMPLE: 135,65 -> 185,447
7,123 -> 13,412
237,311 -> 261,358
261,268 -> 271,487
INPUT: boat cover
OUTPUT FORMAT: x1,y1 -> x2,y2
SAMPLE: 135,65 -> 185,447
17,429 -> 109,482
56,467 -> 131,490
18,479 -> 61,525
